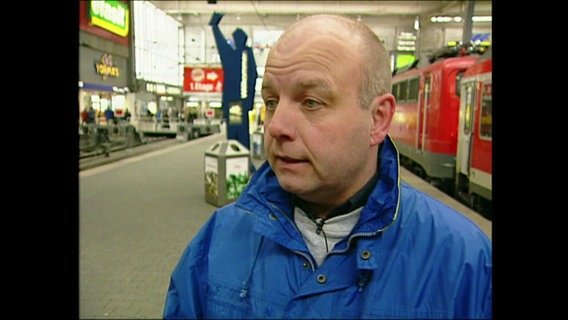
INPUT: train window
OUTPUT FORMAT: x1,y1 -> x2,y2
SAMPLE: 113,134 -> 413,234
479,83 -> 492,139
399,80 -> 408,102
424,76 -> 431,109
391,82 -> 399,100
408,77 -> 419,101
455,71 -> 465,98
464,84 -> 474,135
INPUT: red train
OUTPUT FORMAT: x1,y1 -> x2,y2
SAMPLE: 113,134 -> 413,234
389,48 -> 492,217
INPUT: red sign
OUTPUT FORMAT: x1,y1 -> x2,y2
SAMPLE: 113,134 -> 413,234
184,67 -> 224,93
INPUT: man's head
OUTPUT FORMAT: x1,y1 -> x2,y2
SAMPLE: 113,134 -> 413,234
232,28 -> 248,49
261,14 -> 396,216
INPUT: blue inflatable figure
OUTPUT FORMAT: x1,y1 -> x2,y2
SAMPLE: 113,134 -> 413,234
209,12 -> 258,149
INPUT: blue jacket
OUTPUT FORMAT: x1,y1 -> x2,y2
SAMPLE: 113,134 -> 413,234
164,136 -> 492,319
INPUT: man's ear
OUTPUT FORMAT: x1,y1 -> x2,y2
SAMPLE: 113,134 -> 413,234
369,93 -> 396,146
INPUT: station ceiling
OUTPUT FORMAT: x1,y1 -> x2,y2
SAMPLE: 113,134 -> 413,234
149,1 -> 493,28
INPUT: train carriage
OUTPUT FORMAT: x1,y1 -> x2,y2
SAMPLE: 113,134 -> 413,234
389,48 -> 492,218
455,49 -> 492,214
390,55 -> 478,190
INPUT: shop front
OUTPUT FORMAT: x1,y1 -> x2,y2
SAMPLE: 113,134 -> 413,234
78,46 -> 131,127
131,80 -> 184,134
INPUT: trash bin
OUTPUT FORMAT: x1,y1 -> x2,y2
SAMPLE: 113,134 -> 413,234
251,129 -> 265,160
204,139 -> 251,207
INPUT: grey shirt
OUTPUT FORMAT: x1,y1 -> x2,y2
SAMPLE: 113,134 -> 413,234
294,206 -> 362,267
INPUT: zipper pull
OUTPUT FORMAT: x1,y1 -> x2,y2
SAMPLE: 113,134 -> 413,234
315,218 -> 325,235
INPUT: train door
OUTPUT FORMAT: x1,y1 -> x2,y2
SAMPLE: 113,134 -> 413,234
456,81 -> 476,176
417,75 -> 431,151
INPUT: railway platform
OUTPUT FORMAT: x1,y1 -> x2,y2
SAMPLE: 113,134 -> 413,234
78,130 -> 491,319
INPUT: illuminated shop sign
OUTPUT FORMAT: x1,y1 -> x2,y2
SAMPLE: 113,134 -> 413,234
95,53 -> 120,80
146,83 -> 182,95
89,0 -> 129,37
166,87 -> 182,95
397,32 -> 416,52
147,83 -> 166,95
184,67 -> 224,93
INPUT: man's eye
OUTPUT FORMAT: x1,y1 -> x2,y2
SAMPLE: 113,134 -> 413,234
265,100 -> 278,110
305,99 -> 322,109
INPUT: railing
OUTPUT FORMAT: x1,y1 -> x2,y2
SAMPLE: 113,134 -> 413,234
79,122 -> 145,159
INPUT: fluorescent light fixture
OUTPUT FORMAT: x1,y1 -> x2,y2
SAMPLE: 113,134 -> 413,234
472,16 -> 492,22
431,15 -> 491,23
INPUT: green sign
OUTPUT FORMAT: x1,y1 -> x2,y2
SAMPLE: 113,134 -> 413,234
89,0 -> 129,37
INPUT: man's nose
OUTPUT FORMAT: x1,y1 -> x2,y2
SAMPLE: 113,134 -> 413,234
266,100 -> 296,141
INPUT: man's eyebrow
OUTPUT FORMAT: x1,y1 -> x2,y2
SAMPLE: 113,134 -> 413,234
261,79 -> 332,94
294,80 -> 326,90
261,82 -> 272,91
295,80 -> 333,97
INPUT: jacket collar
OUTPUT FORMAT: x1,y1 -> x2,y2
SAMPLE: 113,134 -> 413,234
239,135 -> 400,238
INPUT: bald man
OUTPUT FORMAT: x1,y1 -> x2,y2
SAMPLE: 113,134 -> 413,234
164,14 -> 492,319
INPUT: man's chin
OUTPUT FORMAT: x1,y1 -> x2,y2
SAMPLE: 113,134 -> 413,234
276,177 -> 309,195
